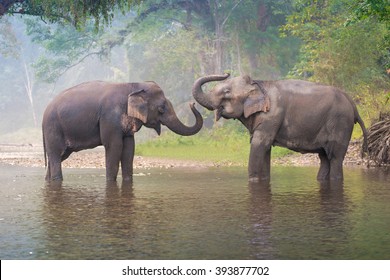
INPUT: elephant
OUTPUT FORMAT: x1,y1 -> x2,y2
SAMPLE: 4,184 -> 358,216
192,73 -> 367,182
42,80 -> 203,182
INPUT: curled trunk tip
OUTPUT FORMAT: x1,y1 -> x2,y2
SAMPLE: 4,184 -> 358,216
192,73 -> 230,110
163,101 -> 203,136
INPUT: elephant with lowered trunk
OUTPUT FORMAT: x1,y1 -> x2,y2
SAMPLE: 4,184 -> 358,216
192,73 -> 367,182
43,80 -> 203,182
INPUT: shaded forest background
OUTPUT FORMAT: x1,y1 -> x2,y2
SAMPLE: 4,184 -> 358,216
0,0 -> 389,146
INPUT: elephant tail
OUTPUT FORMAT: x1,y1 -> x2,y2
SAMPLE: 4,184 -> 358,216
42,127 -> 47,168
355,109 -> 368,159
342,90 -> 368,159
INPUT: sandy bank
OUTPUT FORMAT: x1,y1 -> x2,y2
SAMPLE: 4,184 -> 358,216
0,141 -> 367,169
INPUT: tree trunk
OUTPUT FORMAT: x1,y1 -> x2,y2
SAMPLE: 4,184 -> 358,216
23,58 -> 37,127
212,0 -> 243,74
213,0 -> 223,74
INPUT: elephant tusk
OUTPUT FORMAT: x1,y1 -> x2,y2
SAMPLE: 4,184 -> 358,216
215,106 -> 224,122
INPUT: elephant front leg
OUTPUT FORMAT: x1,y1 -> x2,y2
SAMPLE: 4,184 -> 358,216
248,131 -> 272,182
121,136 -> 135,181
46,157 -> 63,181
104,138 -> 123,182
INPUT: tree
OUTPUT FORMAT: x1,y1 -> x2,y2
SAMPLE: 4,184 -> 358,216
0,0 -> 141,29
347,0 -> 390,24
0,16 -> 44,132
0,17 -> 19,57
24,17 -> 119,82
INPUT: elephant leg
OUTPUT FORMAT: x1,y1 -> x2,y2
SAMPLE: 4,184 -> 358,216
317,150 -> 330,181
248,130 -> 272,182
121,136 -> 135,181
45,167 -> 51,181
328,118 -> 353,181
104,137 -> 123,182
329,158 -> 344,181
328,142 -> 348,181
45,141 -> 66,181
262,147 -> 271,179
46,155 -> 63,181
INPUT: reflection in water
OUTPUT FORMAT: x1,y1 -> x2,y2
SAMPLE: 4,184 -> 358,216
317,181 -> 349,259
0,165 -> 389,259
42,180 -> 136,259
247,181 -> 274,259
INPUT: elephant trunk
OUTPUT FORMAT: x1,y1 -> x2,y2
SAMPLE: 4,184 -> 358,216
162,101 -> 203,136
192,73 -> 230,110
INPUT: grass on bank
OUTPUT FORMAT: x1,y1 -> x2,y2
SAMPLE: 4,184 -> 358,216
135,126 -> 293,165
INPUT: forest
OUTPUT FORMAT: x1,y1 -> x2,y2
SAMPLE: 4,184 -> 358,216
0,0 -> 389,163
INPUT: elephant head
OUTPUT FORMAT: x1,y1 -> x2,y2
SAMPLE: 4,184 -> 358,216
192,74 -> 270,121
127,81 -> 203,136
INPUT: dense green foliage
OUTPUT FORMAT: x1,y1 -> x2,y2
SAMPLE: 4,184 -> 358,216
347,0 -> 390,24
0,0 -> 141,29
283,0 -> 389,113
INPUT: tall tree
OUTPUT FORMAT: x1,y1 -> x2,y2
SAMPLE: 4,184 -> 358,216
0,0 -> 141,29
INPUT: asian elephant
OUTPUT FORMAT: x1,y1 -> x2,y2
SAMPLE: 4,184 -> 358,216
42,80 -> 203,182
192,73 -> 367,182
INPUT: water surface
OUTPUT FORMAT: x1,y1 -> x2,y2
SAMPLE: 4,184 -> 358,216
0,164 -> 389,259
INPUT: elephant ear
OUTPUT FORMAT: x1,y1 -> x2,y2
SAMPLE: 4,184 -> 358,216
127,89 -> 148,124
243,81 -> 270,118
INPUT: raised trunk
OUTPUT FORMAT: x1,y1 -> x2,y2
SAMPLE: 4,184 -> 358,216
162,102 -> 203,136
192,73 -> 230,110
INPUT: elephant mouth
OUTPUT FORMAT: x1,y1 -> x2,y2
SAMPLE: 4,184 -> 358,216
145,122 -> 162,135
215,106 -> 224,121
154,123 -> 162,135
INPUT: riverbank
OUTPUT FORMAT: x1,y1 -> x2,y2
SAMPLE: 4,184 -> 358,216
0,141 -> 366,169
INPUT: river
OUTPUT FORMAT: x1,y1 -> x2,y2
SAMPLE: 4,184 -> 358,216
0,164 -> 389,259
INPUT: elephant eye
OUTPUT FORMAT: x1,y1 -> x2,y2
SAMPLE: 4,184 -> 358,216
158,106 -> 165,114
223,88 -> 232,98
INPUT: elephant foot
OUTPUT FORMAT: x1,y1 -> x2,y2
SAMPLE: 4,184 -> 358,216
47,176 -> 63,182
249,177 -> 260,183
106,177 -> 117,183
45,180 -> 63,188
316,174 -> 329,181
122,176 -> 133,183
329,176 -> 343,182
248,176 -> 270,183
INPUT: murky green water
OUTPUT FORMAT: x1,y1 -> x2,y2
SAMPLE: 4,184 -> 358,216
0,164 -> 389,259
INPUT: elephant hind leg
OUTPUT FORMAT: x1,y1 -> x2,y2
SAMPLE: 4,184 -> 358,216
46,155 -> 63,181
325,142 -> 348,181
45,143 -> 67,181
45,166 -> 51,181
317,150 -> 330,181
329,157 -> 344,181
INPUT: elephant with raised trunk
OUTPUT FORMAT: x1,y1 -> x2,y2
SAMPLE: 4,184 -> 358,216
192,74 -> 367,182
43,80 -> 203,182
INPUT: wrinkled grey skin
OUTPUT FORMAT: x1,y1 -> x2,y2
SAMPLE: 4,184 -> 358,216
43,81 -> 203,182
193,74 -> 367,182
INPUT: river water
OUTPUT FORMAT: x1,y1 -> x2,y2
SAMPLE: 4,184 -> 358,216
0,164 -> 389,259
